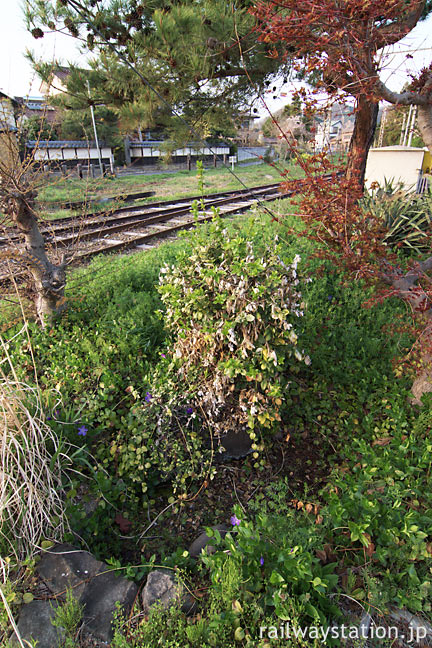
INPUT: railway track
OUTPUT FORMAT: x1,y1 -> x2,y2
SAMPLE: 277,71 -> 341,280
0,182 -> 285,288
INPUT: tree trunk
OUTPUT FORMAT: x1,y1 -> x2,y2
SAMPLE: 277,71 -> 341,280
346,97 -> 379,191
7,191 -> 66,327
417,104 -> 432,156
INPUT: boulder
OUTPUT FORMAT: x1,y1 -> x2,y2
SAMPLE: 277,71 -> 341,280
390,609 -> 432,644
80,570 -> 138,642
188,524 -> 229,558
36,543 -> 138,642
141,570 -> 196,616
37,542 -> 104,600
9,600 -> 64,648
217,429 -> 253,460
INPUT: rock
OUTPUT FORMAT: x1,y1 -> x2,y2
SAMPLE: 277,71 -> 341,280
141,570 -> 196,616
188,524 -> 229,558
80,570 -> 138,642
389,609 -> 432,645
358,612 -> 372,646
37,542 -> 104,600
36,543 -> 138,642
217,429 -> 253,460
9,600 -> 64,648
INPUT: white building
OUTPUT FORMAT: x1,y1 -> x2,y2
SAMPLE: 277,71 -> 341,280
365,146 -> 432,192
26,140 -> 114,169
127,140 -> 230,166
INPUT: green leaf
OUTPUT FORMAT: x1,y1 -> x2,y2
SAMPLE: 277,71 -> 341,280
234,627 -> 245,641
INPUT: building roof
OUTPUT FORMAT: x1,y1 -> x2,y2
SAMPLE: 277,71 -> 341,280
371,145 -> 428,152
129,140 -> 230,149
54,66 -> 71,81
26,140 -> 108,149
0,91 -> 20,107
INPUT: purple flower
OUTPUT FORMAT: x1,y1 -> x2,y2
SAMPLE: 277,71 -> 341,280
77,425 -> 88,436
47,416 -> 52,421
260,556 -> 264,566
161,353 -> 166,358
145,392 -> 152,402
186,407 -> 194,415
230,514 -> 241,526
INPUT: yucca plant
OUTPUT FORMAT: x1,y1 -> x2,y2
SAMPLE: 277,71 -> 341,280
362,180 -> 432,254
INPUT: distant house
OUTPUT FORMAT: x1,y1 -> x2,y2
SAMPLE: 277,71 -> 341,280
0,91 -> 18,131
39,66 -> 71,96
313,103 -> 355,152
234,111 -> 261,145
0,91 -> 20,166
126,140 -> 230,167
26,140 -> 114,170
14,96 -> 57,123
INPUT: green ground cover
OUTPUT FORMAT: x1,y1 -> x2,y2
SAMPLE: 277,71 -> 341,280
37,162 -> 298,208
2,193 -> 432,647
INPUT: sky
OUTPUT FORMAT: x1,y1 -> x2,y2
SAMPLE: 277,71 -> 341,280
0,1 -> 431,114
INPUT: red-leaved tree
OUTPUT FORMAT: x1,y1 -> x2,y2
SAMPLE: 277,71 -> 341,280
252,0 -> 432,402
253,0 -> 432,189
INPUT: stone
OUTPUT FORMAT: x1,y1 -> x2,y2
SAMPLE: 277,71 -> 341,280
389,609 -> 432,644
9,600 -> 64,648
80,570 -> 138,642
188,524 -> 229,558
141,570 -> 196,616
217,429 -> 253,460
37,543 -> 104,600
358,612 -> 372,646
36,543 -> 138,642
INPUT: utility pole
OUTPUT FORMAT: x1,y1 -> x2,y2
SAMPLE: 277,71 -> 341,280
377,107 -> 387,147
407,106 -> 417,147
399,113 -> 407,145
87,80 -> 104,176
402,105 -> 413,146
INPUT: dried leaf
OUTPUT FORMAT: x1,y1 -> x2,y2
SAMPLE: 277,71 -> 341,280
365,542 -> 375,557
114,513 -> 132,534
372,437 -> 391,446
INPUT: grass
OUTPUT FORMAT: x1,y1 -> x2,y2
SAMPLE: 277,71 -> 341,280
0,357 -> 69,560
36,161 -> 301,210
2,187 -> 431,645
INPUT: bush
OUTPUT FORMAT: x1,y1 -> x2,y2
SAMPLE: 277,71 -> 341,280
109,217 -> 310,494
109,369 -> 215,494
203,506 -> 339,627
158,217 -> 310,443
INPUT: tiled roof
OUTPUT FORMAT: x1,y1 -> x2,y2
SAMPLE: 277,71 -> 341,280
129,140 -> 229,149
26,140 -> 108,149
